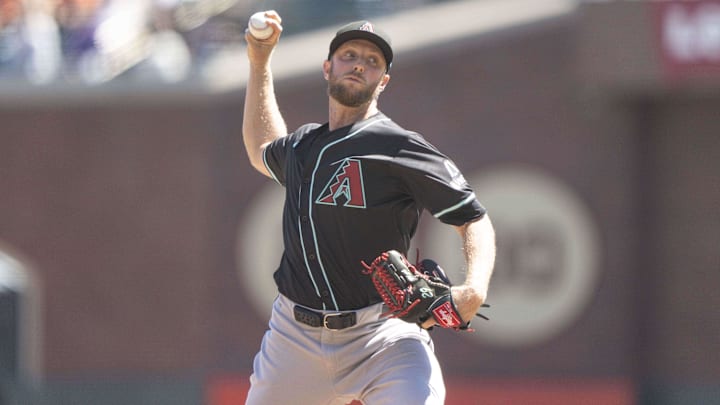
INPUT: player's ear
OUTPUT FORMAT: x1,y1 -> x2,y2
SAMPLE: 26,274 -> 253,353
322,60 -> 331,80
379,73 -> 390,91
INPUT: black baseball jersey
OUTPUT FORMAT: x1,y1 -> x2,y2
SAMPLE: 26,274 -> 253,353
262,112 -> 485,311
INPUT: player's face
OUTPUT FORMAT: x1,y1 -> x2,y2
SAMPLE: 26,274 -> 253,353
325,40 -> 390,107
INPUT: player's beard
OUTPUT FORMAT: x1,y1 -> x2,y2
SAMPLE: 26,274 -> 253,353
327,66 -> 383,108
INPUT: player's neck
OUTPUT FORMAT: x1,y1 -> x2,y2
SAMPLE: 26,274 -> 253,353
328,100 -> 380,131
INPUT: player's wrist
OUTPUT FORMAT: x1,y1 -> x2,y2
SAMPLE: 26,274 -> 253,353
452,285 -> 485,322
247,57 -> 274,71
459,282 -> 487,303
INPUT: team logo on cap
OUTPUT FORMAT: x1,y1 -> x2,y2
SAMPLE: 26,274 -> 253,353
359,22 -> 374,32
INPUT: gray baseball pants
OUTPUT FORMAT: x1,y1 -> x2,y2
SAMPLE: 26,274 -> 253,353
245,294 -> 446,405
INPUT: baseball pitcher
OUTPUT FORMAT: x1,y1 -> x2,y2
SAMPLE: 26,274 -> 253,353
242,11 -> 496,405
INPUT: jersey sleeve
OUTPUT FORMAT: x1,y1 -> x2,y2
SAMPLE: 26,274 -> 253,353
262,123 -> 321,186
394,136 -> 486,226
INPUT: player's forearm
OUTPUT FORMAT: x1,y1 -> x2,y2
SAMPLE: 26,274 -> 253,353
242,65 -> 287,175
457,214 -> 496,304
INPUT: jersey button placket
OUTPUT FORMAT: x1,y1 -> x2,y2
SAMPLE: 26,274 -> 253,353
298,174 -> 327,305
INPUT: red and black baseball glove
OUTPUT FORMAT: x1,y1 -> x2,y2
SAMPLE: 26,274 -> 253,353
361,250 -> 489,331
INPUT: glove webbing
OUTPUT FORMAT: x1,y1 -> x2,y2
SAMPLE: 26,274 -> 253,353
362,252 -> 423,318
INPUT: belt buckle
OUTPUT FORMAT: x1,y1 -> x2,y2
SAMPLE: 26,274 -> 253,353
323,313 -> 343,330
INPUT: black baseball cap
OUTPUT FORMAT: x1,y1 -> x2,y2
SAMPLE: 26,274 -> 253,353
328,21 -> 393,71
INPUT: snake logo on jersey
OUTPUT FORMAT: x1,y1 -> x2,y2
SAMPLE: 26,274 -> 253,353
316,158 -> 367,208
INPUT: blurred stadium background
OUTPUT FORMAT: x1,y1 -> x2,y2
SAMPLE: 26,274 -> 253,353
1,0 -> 719,404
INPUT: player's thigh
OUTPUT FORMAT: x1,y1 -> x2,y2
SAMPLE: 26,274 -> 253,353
358,338 -> 445,405
246,299 -> 333,404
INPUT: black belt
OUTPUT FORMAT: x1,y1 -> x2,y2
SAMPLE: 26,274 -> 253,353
293,305 -> 357,330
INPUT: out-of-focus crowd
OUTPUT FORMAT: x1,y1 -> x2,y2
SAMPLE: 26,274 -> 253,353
1,0 -> 450,85
0,0 -> 246,85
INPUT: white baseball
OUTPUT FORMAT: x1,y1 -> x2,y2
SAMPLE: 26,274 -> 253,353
248,12 -> 273,40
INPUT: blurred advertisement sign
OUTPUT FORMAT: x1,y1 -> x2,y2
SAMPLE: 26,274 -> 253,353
656,0 -> 720,78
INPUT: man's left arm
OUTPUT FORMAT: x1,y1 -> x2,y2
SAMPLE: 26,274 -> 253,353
451,214 -> 496,324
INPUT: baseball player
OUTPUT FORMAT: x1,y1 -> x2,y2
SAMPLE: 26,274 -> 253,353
242,11 -> 496,405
